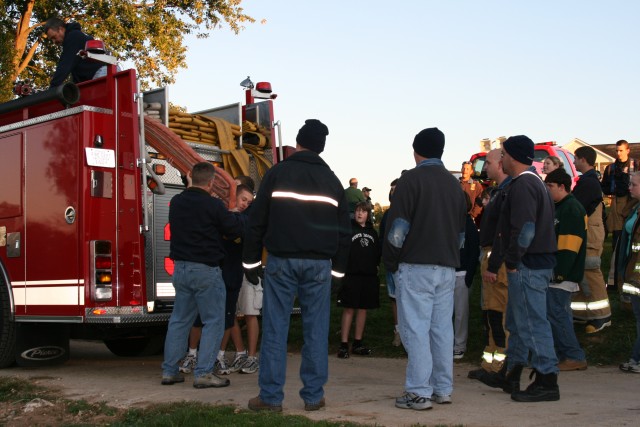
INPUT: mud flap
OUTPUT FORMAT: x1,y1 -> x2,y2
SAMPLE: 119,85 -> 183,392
15,323 -> 70,367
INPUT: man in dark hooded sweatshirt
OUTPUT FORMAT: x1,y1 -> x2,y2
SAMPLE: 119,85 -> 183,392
44,17 -> 103,87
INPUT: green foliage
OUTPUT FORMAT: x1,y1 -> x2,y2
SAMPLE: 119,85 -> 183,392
0,0 -> 256,101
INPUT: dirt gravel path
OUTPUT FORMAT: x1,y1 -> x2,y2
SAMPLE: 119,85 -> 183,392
1,340 -> 638,426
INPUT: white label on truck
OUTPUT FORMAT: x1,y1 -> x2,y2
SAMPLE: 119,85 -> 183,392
85,148 -> 116,168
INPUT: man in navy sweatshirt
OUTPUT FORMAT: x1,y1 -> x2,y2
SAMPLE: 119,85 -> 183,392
44,17 -> 103,87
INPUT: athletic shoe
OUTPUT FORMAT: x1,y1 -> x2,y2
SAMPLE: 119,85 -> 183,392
240,356 -> 259,374
395,392 -> 432,410
352,343 -> 372,356
392,331 -> 402,347
178,353 -> 197,374
229,352 -> 248,373
453,350 -> 465,360
161,373 -> 185,385
585,317 -> 611,334
193,372 -> 230,388
431,394 -> 452,404
619,359 -> 640,373
214,356 -> 231,375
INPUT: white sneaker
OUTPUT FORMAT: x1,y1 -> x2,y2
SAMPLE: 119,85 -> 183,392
214,356 -> 231,375
240,356 -> 259,374
453,350 -> 465,360
431,394 -> 452,404
229,352 -> 248,373
620,359 -> 640,373
178,353 -> 197,374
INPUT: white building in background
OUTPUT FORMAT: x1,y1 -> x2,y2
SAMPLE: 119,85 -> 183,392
562,138 -> 615,174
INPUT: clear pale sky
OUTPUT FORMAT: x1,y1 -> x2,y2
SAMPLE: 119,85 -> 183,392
167,0 -> 640,205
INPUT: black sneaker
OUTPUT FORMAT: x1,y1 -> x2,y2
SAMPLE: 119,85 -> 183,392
337,347 -> 349,359
351,344 -> 372,356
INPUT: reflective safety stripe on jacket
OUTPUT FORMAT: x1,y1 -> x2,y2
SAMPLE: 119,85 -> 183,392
622,282 -> 640,296
571,299 -> 611,311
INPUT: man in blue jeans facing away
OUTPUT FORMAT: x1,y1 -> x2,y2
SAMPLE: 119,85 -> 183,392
161,162 -> 244,388
242,119 -> 351,412
383,127 -> 467,411
483,135 -> 560,402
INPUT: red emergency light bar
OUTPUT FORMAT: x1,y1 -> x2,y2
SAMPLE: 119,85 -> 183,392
84,40 -> 106,54
256,82 -> 272,93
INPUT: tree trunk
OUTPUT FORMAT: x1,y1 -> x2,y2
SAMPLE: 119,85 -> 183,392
11,0 -> 37,82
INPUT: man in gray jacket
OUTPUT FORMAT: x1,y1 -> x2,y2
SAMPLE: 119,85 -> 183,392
383,127 -> 466,411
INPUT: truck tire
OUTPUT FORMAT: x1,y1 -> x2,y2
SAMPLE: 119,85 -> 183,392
104,335 -> 164,357
0,272 -> 16,368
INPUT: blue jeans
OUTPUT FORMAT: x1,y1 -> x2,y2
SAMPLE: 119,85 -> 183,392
161,261 -> 226,377
505,264 -> 558,374
258,255 -> 331,406
547,287 -> 585,361
631,295 -> 640,362
395,263 -> 455,398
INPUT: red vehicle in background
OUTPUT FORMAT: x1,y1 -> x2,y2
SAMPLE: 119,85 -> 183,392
469,141 -> 579,188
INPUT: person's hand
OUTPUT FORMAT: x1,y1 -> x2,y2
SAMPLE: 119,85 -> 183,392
482,270 -> 497,283
244,266 -> 264,285
244,267 -> 260,285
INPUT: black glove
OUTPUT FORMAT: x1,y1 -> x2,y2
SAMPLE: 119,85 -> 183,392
244,267 -> 260,285
244,266 -> 264,285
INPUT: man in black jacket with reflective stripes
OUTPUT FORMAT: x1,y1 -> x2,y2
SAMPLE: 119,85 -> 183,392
243,119 -> 351,412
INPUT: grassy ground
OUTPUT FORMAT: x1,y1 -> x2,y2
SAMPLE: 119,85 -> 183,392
0,376 -> 366,426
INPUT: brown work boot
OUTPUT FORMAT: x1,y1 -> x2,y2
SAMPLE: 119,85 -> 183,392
558,359 -> 587,371
304,397 -> 326,411
248,396 -> 283,412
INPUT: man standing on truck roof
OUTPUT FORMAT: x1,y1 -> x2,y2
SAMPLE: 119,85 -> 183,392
44,17 -> 104,87
242,119 -> 351,412
161,162 -> 244,389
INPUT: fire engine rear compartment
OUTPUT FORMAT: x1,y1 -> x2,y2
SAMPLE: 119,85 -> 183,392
0,69 -> 172,366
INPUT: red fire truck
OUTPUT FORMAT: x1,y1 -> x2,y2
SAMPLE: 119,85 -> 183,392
0,64 -> 282,367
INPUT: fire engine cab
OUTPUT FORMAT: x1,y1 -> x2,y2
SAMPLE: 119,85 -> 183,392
0,60 -> 282,367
